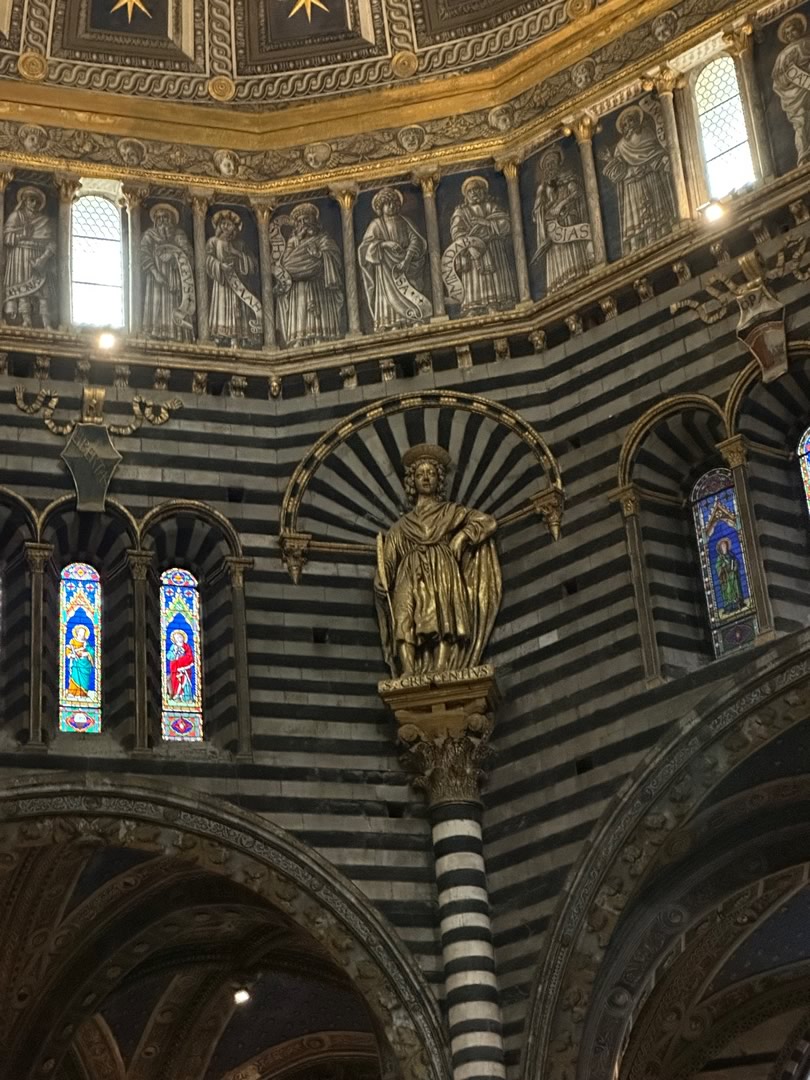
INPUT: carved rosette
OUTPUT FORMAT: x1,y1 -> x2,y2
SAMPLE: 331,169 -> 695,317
378,666 -> 498,806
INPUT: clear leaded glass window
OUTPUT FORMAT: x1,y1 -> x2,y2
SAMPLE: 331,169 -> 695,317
161,568 -> 204,741
59,562 -> 102,733
695,55 -> 756,199
71,195 -> 125,328
691,469 -> 758,656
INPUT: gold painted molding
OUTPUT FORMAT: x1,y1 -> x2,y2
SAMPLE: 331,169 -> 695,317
0,0 -> 765,167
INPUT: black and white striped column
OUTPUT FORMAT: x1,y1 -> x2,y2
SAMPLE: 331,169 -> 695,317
431,798 -> 505,1080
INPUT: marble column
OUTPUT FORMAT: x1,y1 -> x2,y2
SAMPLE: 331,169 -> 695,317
0,169 -> 14,318
723,26 -> 776,183
225,555 -> 254,760
379,671 -> 505,1080
128,549 -> 153,752
251,199 -> 277,350
56,175 -> 81,329
412,169 -> 446,320
566,115 -> 607,267
189,189 -> 212,343
496,157 -> 531,304
718,435 -> 775,639
329,182 -> 361,336
647,67 -> 690,222
121,185 -> 148,335
613,485 -> 662,685
25,542 -> 52,748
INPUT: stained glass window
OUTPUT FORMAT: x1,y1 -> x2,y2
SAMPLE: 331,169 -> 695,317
59,562 -> 102,733
691,469 -> 758,656
799,427 -> 810,512
71,195 -> 125,328
695,55 -> 756,199
160,568 -> 203,741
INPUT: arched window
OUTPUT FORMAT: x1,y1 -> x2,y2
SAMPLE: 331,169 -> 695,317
799,427 -> 810,512
691,469 -> 758,656
71,195 -> 125,328
694,55 -> 756,199
160,568 -> 203,741
59,562 -> 102,733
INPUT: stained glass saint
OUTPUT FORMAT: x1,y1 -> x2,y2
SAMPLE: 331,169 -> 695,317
160,568 -> 203,741
59,562 -> 102,733
798,426 -> 810,514
691,469 -> 758,656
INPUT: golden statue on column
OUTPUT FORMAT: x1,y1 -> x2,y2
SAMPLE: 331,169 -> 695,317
375,444 -> 502,678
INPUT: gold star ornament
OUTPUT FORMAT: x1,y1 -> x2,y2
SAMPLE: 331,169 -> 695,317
110,0 -> 152,21
288,0 -> 329,20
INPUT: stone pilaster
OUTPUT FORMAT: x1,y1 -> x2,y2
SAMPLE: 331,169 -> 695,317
189,189 -> 212,343
56,175 -> 81,329
412,169 -> 447,320
379,667 -> 505,1080
496,157 -> 531,304
644,68 -> 690,222
251,199 -> 278,350
330,183 -> 361,335
566,116 -> 607,267
0,169 -> 14,318
121,185 -> 148,334
611,484 -> 662,685
225,555 -> 254,760
723,25 -> 775,183
717,435 -> 775,639
127,549 -> 153,752
25,542 -> 52,748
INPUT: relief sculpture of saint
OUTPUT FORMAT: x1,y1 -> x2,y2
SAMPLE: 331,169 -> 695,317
374,444 -> 502,678
773,13 -> 810,167
599,102 -> 676,255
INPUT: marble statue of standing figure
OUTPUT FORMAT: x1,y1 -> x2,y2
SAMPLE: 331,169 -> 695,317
358,187 -> 432,331
442,176 -> 517,315
141,203 -> 196,341
600,104 -> 676,254
773,13 -> 810,167
374,444 -> 502,677
4,185 -> 56,328
206,209 -> 262,348
275,202 -> 344,347
532,147 -> 594,292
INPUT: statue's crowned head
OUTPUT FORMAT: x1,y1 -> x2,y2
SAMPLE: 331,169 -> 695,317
402,443 -> 452,503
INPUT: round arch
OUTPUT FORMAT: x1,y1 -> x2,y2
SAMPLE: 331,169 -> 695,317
139,499 -> 244,557
521,629 -> 810,1080
617,393 -> 727,490
0,776 -> 449,1080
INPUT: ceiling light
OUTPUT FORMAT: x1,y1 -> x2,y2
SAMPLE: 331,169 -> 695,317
702,201 -> 725,223
233,987 -> 251,1005
97,332 -> 117,351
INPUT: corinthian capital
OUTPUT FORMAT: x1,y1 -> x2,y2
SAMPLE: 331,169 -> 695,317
642,65 -> 684,95
563,114 -> 596,143
400,721 -> 494,806
329,182 -> 359,212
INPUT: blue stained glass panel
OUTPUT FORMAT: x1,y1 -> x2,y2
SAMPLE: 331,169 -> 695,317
799,427 -> 810,514
59,562 -> 102,733
691,469 -> 758,656
160,568 -> 203,741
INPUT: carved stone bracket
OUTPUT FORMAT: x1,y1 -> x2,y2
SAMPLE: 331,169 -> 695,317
279,530 -> 312,584
531,486 -> 565,540
670,241 -> 810,382
378,666 -> 498,806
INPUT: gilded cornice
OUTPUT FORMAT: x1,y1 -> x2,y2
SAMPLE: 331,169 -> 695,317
0,0 -> 796,192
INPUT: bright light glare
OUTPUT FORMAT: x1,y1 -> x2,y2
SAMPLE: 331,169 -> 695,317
702,202 -> 725,223
233,988 -> 251,1005
97,332 -> 117,350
